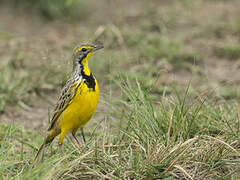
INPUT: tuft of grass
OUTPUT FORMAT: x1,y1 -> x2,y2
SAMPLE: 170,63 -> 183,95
0,48 -> 69,111
2,0 -> 89,21
125,32 -> 202,70
215,43 -> 240,60
0,31 -> 15,40
1,77 -> 239,179
0,56 -> 31,111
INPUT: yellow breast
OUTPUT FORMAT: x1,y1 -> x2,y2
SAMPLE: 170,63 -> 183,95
59,79 -> 99,132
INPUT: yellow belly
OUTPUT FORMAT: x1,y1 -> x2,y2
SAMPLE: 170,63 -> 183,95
59,80 -> 99,133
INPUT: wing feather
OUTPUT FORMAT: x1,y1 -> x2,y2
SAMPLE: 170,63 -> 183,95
48,79 -> 82,131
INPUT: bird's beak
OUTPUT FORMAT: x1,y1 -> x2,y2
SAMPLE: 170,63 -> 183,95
91,44 -> 104,52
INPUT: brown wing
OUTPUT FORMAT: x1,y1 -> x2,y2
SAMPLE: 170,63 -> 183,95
47,79 -> 82,131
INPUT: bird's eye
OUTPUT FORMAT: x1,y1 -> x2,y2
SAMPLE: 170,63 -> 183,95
81,48 -> 87,52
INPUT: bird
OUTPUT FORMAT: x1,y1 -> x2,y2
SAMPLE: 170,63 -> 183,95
34,44 -> 103,163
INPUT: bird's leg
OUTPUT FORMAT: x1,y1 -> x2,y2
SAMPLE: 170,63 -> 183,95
72,133 -> 81,147
58,129 -> 68,154
80,127 -> 86,143
59,144 -> 64,155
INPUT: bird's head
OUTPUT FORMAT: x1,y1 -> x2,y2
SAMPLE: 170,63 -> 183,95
73,44 -> 104,69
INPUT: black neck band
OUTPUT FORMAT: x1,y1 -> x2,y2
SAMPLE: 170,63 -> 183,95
80,68 -> 96,91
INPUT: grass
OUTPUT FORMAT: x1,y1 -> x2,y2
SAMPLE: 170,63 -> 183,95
0,55 -> 31,112
0,77 -> 239,179
1,0 -> 89,21
215,43 -> 240,60
0,49 -> 69,112
125,32 -> 202,69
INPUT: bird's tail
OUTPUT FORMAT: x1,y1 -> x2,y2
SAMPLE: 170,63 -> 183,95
33,135 -> 54,165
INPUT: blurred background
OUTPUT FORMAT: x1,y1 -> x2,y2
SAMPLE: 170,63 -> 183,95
0,0 -> 240,127
1,0 -> 240,179
1,0 -> 240,129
